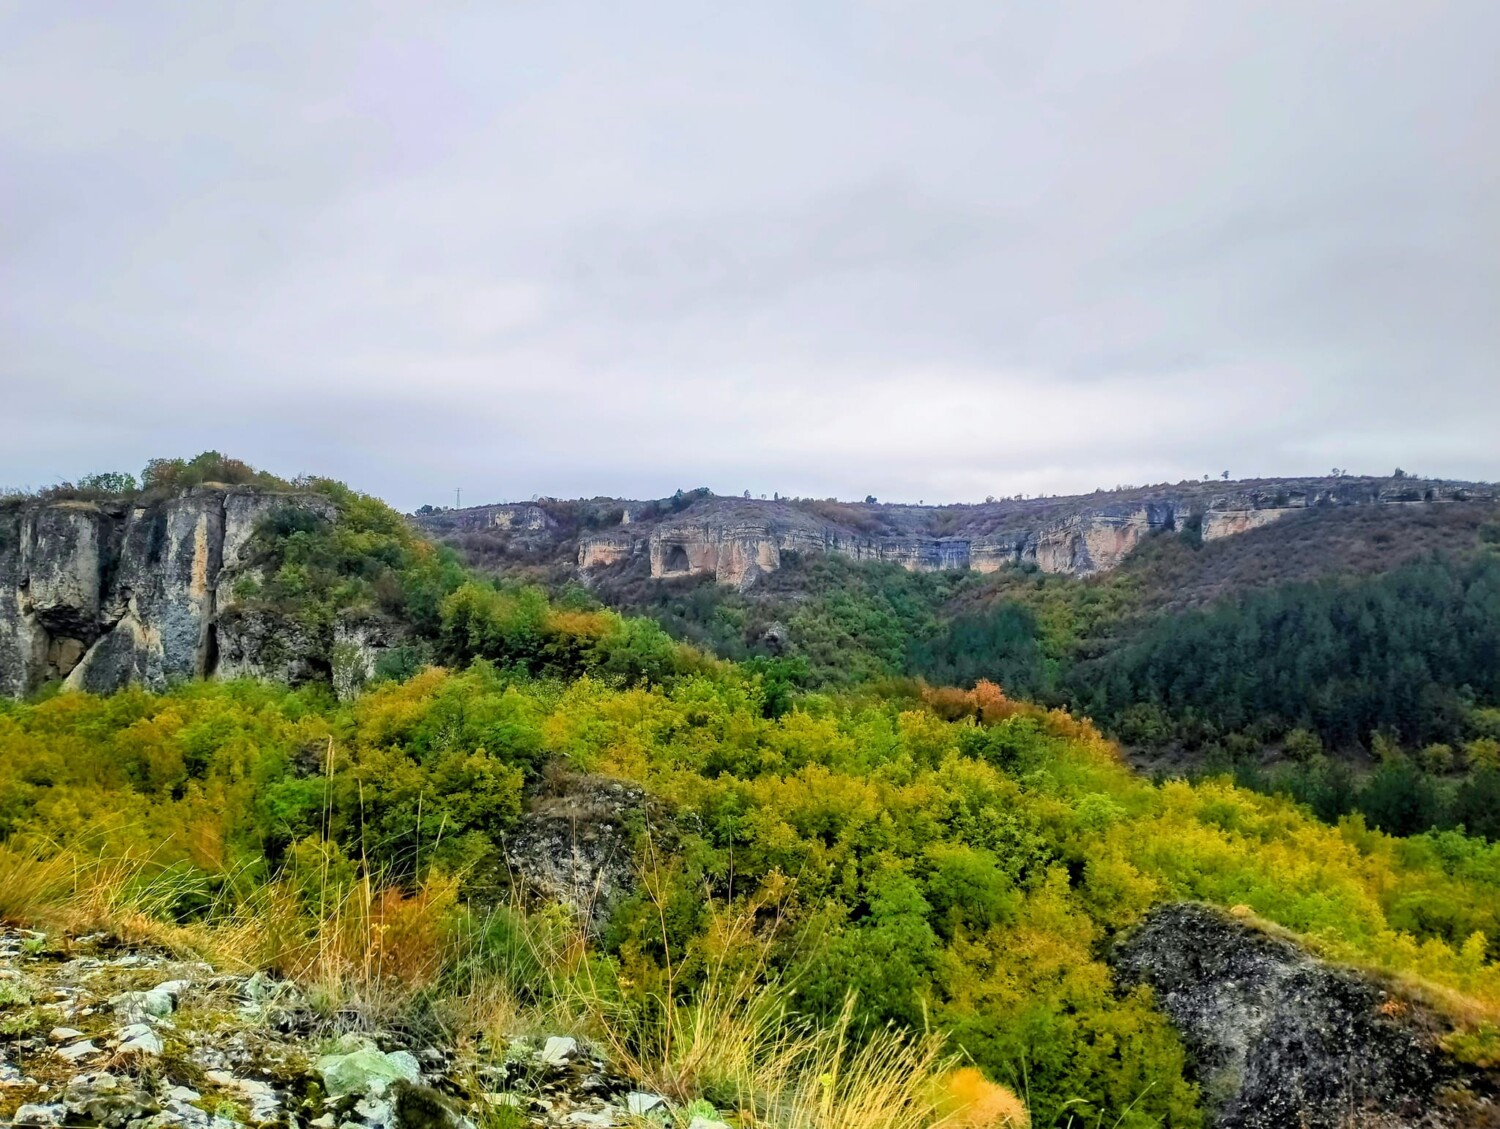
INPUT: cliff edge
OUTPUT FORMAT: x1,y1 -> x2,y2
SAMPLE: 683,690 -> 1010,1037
415,475 -> 1498,587
0,486 -> 336,698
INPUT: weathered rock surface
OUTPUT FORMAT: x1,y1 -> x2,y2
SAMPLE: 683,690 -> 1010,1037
415,475 -> 1497,588
0,486 -> 336,698
1112,904 -> 1499,1128
503,774 -> 648,930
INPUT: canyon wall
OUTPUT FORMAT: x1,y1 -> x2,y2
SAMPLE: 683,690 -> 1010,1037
587,485 -> 1493,587
416,477 -> 1496,589
0,486 -> 336,698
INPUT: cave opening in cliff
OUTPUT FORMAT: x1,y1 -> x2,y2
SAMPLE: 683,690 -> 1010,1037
665,544 -> 690,572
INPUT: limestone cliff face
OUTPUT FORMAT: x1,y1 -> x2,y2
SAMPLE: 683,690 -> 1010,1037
425,475 -> 1498,589
577,532 -> 636,570
0,486 -> 335,698
572,496 -> 1279,585
1019,502 -> 1179,575
1200,507 -> 1289,541
578,501 -> 1178,586
646,514 -> 786,587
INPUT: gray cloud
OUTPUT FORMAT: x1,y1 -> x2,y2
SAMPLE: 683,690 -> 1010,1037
2,0 -> 1496,509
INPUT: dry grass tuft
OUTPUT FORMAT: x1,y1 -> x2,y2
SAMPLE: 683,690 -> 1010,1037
243,873 -> 459,1012
0,845 -> 80,926
0,845 -> 220,956
589,978 -> 1024,1129
572,867 -> 1027,1129
936,1067 -> 1029,1128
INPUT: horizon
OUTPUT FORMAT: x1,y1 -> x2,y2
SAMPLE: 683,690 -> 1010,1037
423,466 -> 1496,513
8,455 -> 1492,515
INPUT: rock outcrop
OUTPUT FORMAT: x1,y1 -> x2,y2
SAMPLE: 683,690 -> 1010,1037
414,476 -> 1498,588
1112,904 -> 1498,1128
0,927 -> 690,1129
502,773 -> 648,932
0,486 -> 336,698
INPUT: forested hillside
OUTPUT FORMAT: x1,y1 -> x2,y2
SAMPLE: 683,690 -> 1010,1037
435,495 -> 1500,840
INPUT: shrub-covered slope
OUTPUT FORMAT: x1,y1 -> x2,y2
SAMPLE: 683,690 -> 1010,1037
5,667 -> 1500,1124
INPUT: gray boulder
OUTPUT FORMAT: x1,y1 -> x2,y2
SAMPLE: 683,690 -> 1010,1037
503,773 -> 647,929
1113,903 -> 1495,1128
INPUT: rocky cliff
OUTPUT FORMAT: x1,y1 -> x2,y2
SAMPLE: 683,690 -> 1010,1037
0,486 -> 336,698
415,476 -> 1497,588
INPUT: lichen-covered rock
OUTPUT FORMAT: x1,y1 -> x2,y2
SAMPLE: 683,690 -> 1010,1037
11,1102 -> 63,1125
331,618 -> 404,701
393,1081 -> 477,1129
111,983 -> 179,1022
115,1023 -> 165,1057
1112,903 -> 1497,1128
213,602 -> 323,685
62,1070 -> 160,1125
316,1036 -> 422,1098
1,927 -> 647,1129
503,774 -> 647,929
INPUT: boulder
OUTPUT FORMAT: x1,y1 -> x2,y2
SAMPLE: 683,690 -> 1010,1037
316,1036 -> 422,1098
625,1091 -> 668,1115
1113,903 -> 1495,1128
392,1081 -> 477,1129
116,1022 -> 164,1057
538,1036 -> 579,1067
62,1071 -> 160,1126
111,985 -> 176,1022
504,775 -> 646,930
54,1039 -> 101,1062
11,1102 -> 63,1126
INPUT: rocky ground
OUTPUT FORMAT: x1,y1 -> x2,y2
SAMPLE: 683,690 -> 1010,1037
0,929 -> 726,1129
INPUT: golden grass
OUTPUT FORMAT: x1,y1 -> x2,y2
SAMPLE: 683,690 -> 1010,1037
568,861 -> 1027,1129
584,977 -> 1024,1129
245,873 -> 458,1007
937,1068 -> 1031,1129
0,845 -> 79,926
0,844 -> 219,954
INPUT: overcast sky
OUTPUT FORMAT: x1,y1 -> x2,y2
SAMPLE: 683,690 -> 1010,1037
2,2 -> 1496,511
